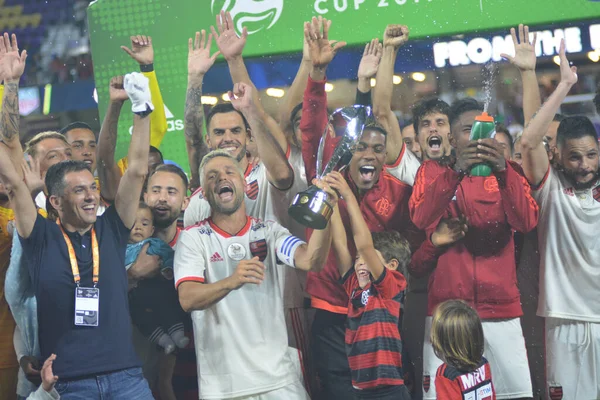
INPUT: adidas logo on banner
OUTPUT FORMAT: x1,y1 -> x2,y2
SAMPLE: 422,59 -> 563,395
210,252 -> 224,262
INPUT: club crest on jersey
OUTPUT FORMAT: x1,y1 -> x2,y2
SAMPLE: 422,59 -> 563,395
227,243 -> 246,261
593,186 -> 600,202
250,239 -> 267,261
563,187 -> 574,196
423,375 -> 430,392
548,385 -> 563,400
484,176 -> 499,193
246,180 -> 259,200
375,197 -> 392,216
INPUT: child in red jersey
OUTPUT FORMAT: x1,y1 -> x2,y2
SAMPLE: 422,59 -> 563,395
324,171 -> 411,400
431,300 -> 496,400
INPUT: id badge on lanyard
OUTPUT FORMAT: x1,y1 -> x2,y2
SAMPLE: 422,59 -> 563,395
58,221 -> 100,327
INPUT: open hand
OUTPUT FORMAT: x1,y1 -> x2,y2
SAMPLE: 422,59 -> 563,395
500,24 -> 537,71
453,142 -> 480,174
109,76 -> 129,103
228,256 -> 265,289
304,16 -> 346,69
211,11 -> 247,61
357,39 -> 382,80
0,33 -> 27,83
188,30 -> 220,77
22,155 -> 44,196
431,216 -> 468,247
558,38 -> 577,86
383,24 -> 409,49
121,35 -> 154,65
41,354 -> 59,393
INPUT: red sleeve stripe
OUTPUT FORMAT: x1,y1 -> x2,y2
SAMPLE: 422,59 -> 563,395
175,276 -> 205,289
518,170 -> 540,213
409,163 -> 428,210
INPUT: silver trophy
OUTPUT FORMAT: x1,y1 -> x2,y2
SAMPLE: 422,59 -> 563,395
289,105 -> 373,229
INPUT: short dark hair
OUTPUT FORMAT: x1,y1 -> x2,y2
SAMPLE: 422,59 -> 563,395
45,160 -> 92,197
149,146 -> 164,162
553,113 -> 565,122
412,98 -> 451,133
290,102 -> 303,128
149,163 -> 189,191
401,119 -> 414,130
495,123 -> 513,153
449,98 -> 484,127
371,231 -> 411,274
556,116 -> 599,148
206,103 -> 250,132
59,121 -> 94,136
363,121 -> 388,138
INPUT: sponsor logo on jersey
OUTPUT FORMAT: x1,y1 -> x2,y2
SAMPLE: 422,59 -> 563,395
246,180 -> 259,200
211,0 -> 284,36
459,365 -> 487,390
250,239 -> 267,261
227,243 -> 247,261
210,252 -> 224,262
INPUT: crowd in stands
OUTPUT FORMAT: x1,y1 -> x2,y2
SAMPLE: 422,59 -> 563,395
0,10 -> 599,400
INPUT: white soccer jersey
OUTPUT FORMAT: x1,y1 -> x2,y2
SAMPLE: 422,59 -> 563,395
532,166 -> 600,322
184,148 -> 308,309
174,217 -> 306,399
385,142 -> 421,186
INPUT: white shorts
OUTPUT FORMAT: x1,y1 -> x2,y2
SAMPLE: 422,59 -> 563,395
228,380 -> 309,400
423,317 -> 532,400
285,307 -> 315,396
546,317 -> 600,400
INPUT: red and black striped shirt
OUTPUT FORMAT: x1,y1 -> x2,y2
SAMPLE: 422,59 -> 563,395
342,268 -> 407,390
435,358 -> 495,400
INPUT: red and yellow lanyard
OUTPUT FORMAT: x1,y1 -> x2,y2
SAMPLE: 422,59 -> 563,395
57,220 -> 100,287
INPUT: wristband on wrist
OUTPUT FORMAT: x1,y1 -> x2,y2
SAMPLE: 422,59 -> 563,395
134,104 -> 153,117
139,63 -> 154,73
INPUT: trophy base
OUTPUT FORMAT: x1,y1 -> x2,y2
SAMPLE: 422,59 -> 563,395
288,185 -> 334,230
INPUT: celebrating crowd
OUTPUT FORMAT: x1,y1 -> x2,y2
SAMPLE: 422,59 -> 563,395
0,11 -> 598,400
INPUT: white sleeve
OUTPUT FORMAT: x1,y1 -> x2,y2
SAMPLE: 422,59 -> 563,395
26,386 -> 59,400
531,166 -> 558,208
13,324 -> 25,361
174,229 -> 207,288
269,221 -> 306,268
385,143 -> 421,186
183,192 -> 211,228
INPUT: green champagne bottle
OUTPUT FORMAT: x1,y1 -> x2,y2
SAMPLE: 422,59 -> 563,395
469,112 -> 496,177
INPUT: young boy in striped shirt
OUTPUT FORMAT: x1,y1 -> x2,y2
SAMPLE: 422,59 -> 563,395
324,171 -> 411,400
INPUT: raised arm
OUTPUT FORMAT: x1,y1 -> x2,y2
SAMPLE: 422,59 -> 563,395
355,38 -> 382,106
500,24 -> 540,124
229,82 -> 293,189
373,25 -> 409,165
520,40 -> 577,186
121,35 -> 168,148
212,11 -> 289,154
185,30 -> 219,193
279,26 -> 312,144
330,204 -> 352,277
97,76 -> 128,202
115,73 -> 153,228
0,143 -> 36,238
0,33 -> 27,174
301,17 -> 346,181
326,171 -> 385,280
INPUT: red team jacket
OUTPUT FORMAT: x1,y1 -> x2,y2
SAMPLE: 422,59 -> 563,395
409,160 -> 538,319
436,358 -> 495,400
300,76 -> 440,313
